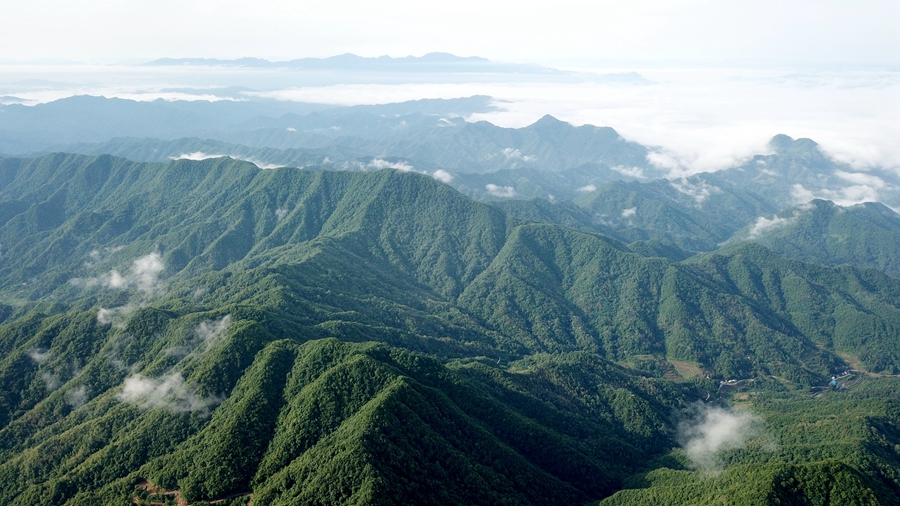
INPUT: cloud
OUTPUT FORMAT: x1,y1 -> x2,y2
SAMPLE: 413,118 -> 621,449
432,169 -> 453,183
275,208 -> 289,220
172,151 -> 225,161
68,385 -> 88,409
502,148 -> 536,162
368,158 -> 414,171
117,372 -> 220,414
611,165 -> 646,179
670,178 -> 722,204
576,184 -> 596,192
485,184 -> 517,198
792,181 -> 887,207
622,207 -> 637,217
41,372 -> 61,391
97,304 -> 138,326
679,404 -> 762,474
28,349 -> 50,363
74,252 -> 164,293
171,152 -> 283,170
195,315 -> 231,350
747,215 -> 792,239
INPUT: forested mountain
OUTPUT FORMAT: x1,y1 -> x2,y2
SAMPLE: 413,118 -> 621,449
726,198 -> 900,277
0,153 -> 899,504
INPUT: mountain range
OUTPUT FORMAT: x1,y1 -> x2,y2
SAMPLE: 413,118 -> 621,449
0,93 -> 899,504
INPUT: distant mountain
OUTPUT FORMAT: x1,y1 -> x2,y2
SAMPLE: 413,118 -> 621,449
705,134 -> 900,209
574,176 -> 777,252
143,53 -> 650,84
727,198 -> 900,277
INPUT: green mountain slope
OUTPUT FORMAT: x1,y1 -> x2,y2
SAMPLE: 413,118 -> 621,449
1,153 -> 900,504
727,199 -> 900,277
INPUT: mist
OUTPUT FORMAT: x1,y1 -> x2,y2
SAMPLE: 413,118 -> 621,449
678,404 -> 764,474
117,372 -> 220,414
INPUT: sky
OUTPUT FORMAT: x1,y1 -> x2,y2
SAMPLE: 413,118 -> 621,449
1,0 -> 897,66
0,1 -> 898,180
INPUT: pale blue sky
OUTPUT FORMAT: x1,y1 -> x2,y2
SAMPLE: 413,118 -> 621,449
1,0 -> 897,66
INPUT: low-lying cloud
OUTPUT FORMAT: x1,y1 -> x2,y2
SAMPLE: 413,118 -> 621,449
74,252 -> 164,293
747,215 -> 792,239
432,169 -> 453,183
27,348 -> 50,363
670,178 -> 722,204
195,315 -> 231,350
368,158 -> 414,171
486,183 -> 516,198
576,184 -> 597,193
171,152 -> 284,170
679,404 -> 763,473
502,148 -> 536,162
117,372 -> 220,414
68,385 -> 88,409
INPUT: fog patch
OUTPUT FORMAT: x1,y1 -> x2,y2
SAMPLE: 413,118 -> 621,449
97,304 -> 138,327
172,151 -> 226,161
195,315 -> 231,350
68,385 -> 88,409
73,252 -> 164,293
576,184 -> 596,193
747,215 -> 792,239
670,178 -> 722,204
502,148 -> 535,162
27,348 -> 50,364
611,165 -> 646,179
117,372 -> 220,414
792,182 -> 885,207
41,372 -> 62,391
432,169 -> 453,183
368,158 -> 414,172
275,208 -> 289,220
679,404 -> 762,474
486,184 -> 517,198
622,207 -> 637,218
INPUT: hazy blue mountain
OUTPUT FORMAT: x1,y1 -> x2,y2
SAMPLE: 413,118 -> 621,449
143,53 -> 651,85
0,96 -> 329,154
704,134 -> 900,209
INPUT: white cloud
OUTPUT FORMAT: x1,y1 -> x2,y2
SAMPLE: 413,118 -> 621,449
172,151 -> 226,161
679,404 -> 763,473
74,253 -> 164,293
834,171 -> 888,189
28,349 -> 50,363
611,165 -> 646,179
97,304 -> 139,328
622,207 -> 637,218
670,178 -> 722,204
171,152 -> 283,170
195,315 -> 231,350
432,169 -> 453,183
791,182 -> 886,207
502,148 -> 536,162
485,184 -> 517,198
41,372 -> 61,391
368,158 -> 414,171
68,385 -> 88,409
747,215 -> 791,239
117,372 -> 220,414
275,208 -> 289,220
575,184 -> 596,193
